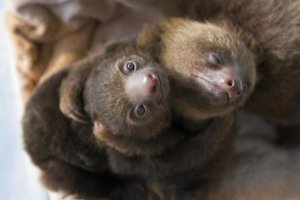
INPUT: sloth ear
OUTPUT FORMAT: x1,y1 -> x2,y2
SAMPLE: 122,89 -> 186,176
59,64 -> 91,123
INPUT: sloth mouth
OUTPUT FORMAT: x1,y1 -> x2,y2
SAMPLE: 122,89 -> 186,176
194,74 -> 245,107
194,75 -> 229,106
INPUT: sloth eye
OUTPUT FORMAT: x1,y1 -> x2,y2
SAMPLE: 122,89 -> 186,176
124,61 -> 137,73
206,53 -> 223,65
134,104 -> 147,118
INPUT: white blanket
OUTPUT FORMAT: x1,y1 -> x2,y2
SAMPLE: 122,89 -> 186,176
5,0 -> 165,101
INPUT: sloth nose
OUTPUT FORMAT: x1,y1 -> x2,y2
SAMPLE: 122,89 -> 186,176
142,72 -> 160,96
126,70 -> 162,102
221,78 -> 243,102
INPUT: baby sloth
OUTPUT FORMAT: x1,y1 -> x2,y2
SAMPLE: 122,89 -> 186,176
60,44 -> 179,157
23,44 -> 174,200
137,18 -> 256,120
23,32 -> 240,199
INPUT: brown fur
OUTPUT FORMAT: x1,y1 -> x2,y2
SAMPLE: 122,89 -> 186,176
108,115 -> 235,200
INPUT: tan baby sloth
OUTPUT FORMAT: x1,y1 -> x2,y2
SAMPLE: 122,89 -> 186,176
124,0 -> 300,125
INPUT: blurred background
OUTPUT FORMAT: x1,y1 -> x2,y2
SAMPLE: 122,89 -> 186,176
0,1 -> 47,199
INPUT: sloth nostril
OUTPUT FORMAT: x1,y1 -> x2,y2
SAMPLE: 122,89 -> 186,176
223,79 -> 243,101
143,72 -> 160,96
151,85 -> 157,94
226,79 -> 234,87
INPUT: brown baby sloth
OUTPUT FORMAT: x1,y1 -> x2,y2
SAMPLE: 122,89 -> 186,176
137,18 -> 257,120
23,44 -> 173,200
23,25 -> 245,199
